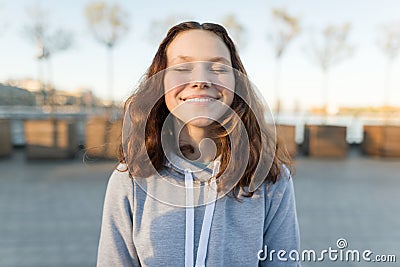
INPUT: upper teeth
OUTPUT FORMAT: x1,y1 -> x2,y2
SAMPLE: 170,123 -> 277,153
185,98 -> 214,102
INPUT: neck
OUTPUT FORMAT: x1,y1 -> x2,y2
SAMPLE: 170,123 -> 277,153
175,123 -> 216,163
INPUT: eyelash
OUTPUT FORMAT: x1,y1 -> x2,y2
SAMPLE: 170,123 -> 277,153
210,68 -> 228,73
173,68 -> 192,72
173,67 -> 229,73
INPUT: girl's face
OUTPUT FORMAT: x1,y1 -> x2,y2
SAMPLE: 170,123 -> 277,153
164,30 -> 235,128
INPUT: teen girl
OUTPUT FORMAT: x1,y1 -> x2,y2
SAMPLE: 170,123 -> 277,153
97,21 -> 300,267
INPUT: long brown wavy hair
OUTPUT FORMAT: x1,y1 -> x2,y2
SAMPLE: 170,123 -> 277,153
119,21 -> 292,197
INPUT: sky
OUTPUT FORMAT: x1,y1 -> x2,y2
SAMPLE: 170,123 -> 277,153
1,0 -> 400,111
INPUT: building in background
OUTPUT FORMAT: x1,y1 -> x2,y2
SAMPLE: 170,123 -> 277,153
0,83 -> 36,106
1,79 -> 105,108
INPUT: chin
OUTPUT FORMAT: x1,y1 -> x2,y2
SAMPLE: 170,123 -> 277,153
186,118 -> 215,128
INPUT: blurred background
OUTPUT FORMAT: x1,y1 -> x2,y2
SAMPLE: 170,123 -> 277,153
0,0 -> 399,266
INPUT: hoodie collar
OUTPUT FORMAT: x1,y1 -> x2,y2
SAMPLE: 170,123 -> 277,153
165,151 -> 219,182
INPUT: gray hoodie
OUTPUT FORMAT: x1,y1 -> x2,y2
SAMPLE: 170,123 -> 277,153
97,153 -> 300,266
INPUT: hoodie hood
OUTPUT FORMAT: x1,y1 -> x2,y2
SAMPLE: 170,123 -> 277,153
164,151 -> 219,183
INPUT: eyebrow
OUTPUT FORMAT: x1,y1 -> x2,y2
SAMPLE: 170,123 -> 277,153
170,55 -> 231,65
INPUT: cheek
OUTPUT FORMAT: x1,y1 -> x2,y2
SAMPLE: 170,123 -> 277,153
164,73 -> 180,112
219,74 -> 235,104
219,77 -> 235,107
164,89 -> 177,112
164,84 -> 187,113
227,90 -> 234,106
164,71 -> 189,94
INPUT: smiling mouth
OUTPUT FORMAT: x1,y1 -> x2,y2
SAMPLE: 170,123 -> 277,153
180,96 -> 220,103
183,97 -> 216,103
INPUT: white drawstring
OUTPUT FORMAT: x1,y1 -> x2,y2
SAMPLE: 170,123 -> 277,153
185,169 -> 194,267
195,161 -> 219,267
185,161 -> 220,267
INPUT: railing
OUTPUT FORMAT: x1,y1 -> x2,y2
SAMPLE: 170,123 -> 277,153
0,105 -> 117,146
1,106 -> 400,146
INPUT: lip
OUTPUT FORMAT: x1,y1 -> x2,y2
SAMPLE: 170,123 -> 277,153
180,94 -> 219,101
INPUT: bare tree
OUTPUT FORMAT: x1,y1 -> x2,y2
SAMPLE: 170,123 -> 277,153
377,22 -> 400,108
267,8 -> 300,114
24,4 -> 73,108
85,1 -> 130,105
305,23 -> 353,115
220,14 -> 247,51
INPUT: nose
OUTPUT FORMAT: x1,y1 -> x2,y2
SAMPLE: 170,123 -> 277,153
191,67 -> 212,89
192,81 -> 212,89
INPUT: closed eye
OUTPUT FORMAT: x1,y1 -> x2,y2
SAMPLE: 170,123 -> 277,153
173,67 -> 192,72
209,62 -> 231,74
210,67 -> 229,73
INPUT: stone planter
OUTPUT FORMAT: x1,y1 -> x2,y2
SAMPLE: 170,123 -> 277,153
276,124 -> 297,157
362,125 -> 400,157
303,125 -> 347,158
0,119 -> 12,157
25,119 -> 78,159
85,117 -> 122,160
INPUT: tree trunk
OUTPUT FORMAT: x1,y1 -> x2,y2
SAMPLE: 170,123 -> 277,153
107,46 -> 114,105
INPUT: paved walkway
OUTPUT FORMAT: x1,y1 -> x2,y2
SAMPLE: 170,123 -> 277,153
0,149 -> 399,266
294,153 -> 400,266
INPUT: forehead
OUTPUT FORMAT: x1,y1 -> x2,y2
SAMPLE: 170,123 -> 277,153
166,29 -> 231,64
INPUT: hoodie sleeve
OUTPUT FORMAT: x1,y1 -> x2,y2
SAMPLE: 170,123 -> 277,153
260,166 -> 301,267
97,168 -> 141,267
